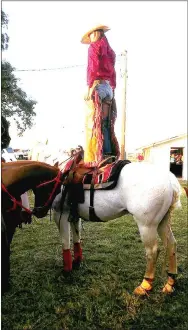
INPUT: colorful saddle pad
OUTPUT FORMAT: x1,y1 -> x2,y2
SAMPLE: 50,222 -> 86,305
62,156 -> 131,190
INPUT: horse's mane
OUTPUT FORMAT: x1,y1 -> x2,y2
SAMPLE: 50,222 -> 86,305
2,160 -> 58,168
1,160 -> 59,188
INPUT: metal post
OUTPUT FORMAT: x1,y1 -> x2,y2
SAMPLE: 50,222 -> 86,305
120,50 -> 128,160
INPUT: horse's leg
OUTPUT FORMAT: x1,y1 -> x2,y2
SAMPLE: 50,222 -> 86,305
70,219 -> 83,268
54,211 -> 72,272
134,221 -> 159,296
1,216 -> 10,295
157,211 -> 177,293
20,192 -> 32,224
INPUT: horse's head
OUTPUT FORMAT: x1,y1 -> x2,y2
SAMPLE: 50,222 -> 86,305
32,166 -> 67,218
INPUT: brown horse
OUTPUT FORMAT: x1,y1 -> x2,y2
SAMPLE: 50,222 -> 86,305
1,160 -> 66,294
184,187 -> 188,198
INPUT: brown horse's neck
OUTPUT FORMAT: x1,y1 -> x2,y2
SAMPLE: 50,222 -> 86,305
2,161 -> 59,196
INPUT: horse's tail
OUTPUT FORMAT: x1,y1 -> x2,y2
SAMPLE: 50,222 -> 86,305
161,173 -> 182,275
169,172 -> 182,211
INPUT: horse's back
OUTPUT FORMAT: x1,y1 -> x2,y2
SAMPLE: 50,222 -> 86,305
120,162 -> 169,186
120,162 -> 181,221
121,161 -> 178,186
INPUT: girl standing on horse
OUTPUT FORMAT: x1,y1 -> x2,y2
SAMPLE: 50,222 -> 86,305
81,24 -> 120,163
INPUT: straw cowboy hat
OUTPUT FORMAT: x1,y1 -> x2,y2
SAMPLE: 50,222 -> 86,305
81,24 -> 110,44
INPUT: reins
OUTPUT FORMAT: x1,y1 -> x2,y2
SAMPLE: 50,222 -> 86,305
35,170 -> 62,207
2,170 -> 63,215
57,153 -> 80,168
1,184 -> 32,214
2,153 -> 81,216
58,155 -> 73,168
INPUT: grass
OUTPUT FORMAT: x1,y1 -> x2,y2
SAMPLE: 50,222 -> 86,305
1,183 -> 188,330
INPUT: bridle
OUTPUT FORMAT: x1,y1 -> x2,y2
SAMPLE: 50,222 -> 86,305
1,184 -> 32,214
2,152 -> 81,217
34,170 -> 62,209
2,170 -> 63,216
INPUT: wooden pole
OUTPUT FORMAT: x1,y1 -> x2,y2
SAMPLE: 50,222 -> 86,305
120,50 -> 128,160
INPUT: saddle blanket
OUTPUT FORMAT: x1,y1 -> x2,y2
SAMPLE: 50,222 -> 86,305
62,157 -> 131,190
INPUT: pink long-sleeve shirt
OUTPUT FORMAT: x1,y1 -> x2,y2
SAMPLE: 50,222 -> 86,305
87,36 -> 116,89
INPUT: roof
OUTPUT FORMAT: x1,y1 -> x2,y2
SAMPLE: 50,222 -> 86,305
136,133 -> 187,150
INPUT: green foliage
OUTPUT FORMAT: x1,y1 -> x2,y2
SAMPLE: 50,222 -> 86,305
1,61 -> 37,135
1,10 -> 36,136
1,185 -> 188,329
1,10 -> 9,51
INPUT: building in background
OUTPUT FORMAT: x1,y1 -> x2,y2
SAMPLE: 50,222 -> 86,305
136,134 -> 187,180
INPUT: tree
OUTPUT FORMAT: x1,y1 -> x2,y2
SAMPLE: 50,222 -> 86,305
1,10 -> 9,51
1,10 -> 37,136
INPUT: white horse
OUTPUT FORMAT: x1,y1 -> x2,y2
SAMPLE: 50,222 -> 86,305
52,161 -> 182,296
29,141 -> 69,167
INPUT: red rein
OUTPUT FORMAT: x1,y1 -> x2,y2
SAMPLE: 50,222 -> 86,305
2,170 -> 62,214
35,170 -> 62,207
1,184 -> 32,214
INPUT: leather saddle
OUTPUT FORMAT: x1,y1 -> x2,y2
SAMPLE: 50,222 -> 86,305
61,153 -> 131,222
62,153 -> 130,189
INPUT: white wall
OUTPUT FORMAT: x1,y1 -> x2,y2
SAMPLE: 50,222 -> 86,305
150,144 -> 170,171
182,143 -> 187,180
143,136 -> 187,180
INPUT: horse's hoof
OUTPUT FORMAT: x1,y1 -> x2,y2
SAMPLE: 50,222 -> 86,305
162,277 -> 175,294
133,279 -> 152,296
72,259 -> 82,270
133,286 -> 150,296
162,283 -> 175,294
63,270 -> 72,278
1,280 -> 10,296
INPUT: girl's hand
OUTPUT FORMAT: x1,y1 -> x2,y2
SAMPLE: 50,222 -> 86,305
84,87 -> 91,101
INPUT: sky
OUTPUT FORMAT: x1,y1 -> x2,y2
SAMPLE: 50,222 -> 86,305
2,0 -> 187,152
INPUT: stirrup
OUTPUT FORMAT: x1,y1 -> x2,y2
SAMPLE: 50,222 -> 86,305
99,155 -> 116,168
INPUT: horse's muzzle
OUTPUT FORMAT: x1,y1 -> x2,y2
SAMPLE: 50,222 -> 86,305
32,207 -> 48,219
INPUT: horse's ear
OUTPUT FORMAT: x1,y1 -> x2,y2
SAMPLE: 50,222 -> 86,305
54,161 -> 59,168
